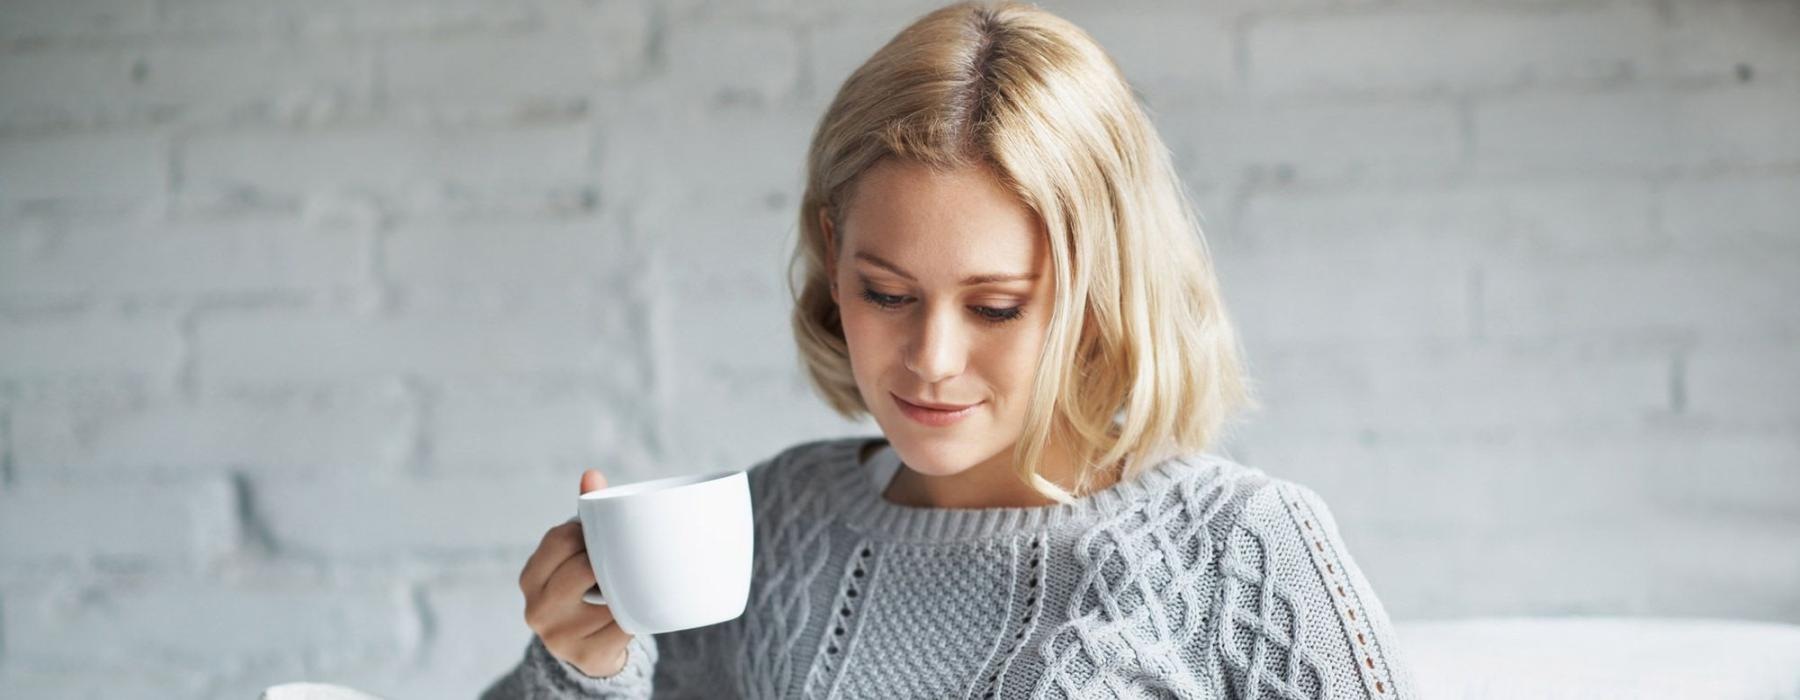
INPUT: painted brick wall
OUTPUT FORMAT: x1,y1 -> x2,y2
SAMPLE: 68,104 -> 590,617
2,0 -> 1796,696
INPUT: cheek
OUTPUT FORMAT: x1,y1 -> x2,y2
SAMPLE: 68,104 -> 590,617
837,302 -> 873,348
836,304 -> 885,377
987,324 -> 1050,394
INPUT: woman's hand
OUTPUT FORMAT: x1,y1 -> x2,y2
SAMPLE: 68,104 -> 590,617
517,469 -> 635,678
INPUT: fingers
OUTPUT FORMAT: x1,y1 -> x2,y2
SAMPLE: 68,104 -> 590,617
544,548 -> 601,611
580,468 -> 608,494
525,554 -> 616,633
535,601 -> 625,674
519,520 -> 584,597
573,621 -> 634,675
522,468 -> 634,679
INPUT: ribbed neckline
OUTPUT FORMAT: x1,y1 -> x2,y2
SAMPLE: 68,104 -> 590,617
829,435 -> 1213,543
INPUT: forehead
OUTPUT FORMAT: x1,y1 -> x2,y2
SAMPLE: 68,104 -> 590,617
841,159 -> 1044,264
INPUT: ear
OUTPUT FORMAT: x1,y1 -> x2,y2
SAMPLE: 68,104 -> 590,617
819,206 -> 840,304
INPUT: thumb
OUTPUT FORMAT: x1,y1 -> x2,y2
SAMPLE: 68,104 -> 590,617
580,469 -> 608,495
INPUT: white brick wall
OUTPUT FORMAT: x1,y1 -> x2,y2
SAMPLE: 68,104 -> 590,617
2,0 -> 1796,696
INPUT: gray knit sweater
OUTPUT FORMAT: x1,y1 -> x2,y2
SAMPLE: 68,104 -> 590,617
481,435 -> 1417,699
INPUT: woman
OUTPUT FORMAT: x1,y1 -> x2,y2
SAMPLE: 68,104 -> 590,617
485,1 -> 1417,697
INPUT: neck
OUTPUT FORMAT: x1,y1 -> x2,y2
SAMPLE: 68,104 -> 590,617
879,435 -> 1121,509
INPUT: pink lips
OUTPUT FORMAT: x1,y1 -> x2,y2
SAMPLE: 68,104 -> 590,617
893,393 -> 982,427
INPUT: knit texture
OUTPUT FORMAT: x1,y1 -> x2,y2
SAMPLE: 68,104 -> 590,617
480,435 -> 1417,699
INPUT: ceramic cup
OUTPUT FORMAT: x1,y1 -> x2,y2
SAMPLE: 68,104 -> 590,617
574,470 -> 753,635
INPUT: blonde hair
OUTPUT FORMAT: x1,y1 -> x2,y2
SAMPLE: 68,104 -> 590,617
787,0 -> 1260,503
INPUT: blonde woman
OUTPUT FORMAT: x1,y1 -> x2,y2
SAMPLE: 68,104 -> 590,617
486,1 -> 1417,697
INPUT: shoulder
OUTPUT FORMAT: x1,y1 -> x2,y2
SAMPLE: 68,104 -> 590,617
1193,457 -> 1417,697
1216,458 -> 1338,536
1158,453 -> 1344,554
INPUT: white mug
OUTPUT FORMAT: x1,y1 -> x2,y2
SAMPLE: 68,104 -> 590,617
575,470 -> 754,635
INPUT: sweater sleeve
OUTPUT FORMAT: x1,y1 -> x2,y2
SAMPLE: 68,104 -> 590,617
479,631 -> 658,699
1212,480 -> 1418,699
478,445 -> 799,698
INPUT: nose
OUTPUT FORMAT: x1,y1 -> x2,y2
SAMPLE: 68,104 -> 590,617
903,300 -> 968,384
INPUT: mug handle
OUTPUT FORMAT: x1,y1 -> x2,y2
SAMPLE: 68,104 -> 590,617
569,514 -> 610,606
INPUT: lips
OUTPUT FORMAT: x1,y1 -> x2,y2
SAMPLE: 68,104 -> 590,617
899,396 -> 979,411
893,393 -> 983,427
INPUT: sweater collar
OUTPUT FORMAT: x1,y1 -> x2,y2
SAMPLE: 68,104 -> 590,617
827,435 -> 1215,543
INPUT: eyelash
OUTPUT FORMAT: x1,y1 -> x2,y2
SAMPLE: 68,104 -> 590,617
859,287 -> 1026,325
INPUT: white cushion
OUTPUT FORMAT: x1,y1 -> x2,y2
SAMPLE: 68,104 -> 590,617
258,682 -> 388,700
1396,617 -> 1800,700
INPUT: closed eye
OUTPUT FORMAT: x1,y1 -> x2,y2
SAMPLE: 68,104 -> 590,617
859,287 -> 1025,325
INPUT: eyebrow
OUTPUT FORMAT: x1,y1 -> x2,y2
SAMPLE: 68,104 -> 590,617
853,252 -> 1039,286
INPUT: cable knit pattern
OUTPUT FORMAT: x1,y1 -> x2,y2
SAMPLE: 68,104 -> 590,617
1035,448 -> 1246,698
480,435 -> 1416,699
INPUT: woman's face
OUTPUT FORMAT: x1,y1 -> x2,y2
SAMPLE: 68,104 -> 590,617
822,158 -> 1055,483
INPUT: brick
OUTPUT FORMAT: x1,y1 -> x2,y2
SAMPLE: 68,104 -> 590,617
803,9 -> 935,100
409,577 -> 537,698
0,0 -> 155,40
1644,429 -> 1800,518
1431,520 -> 1660,616
0,42 -> 363,130
2,576 -> 411,667
0,666 -> 206,700
429,378 -> 655,474
653,368 -> 848,479
1475,90 -> 1671,174
1236,179 -> 1659,261
663,21 -> 801,107
382,215 -> 636,290
193,305 -> 629,386
1664,0 -> 1800,82
1644,517 -> 1800,619
1672,83 -> 1800,166
180,123 -> 591,204
1248,4 -> 1656,96
382,2 -> 651,102
1023,6 -> 1236,100
1242,438 -> 1511,536
635,199 -> 796,296
1265,427 -> 1800,608
1480,250 -> 1800,339
1165,97 -> 1463,188
154,0 -> 533,37
1658,175 -> 1800,251
1473,85 -> 1800,175
0,479 -> 235,565
1238,336 -> 1668,444
660,0 -> 881,23
0,213 -> 372,300
134,40 -> 374,118
1685,335 -> 1800,429
251,472 -> 578,558
1218,246 -> 1471,344
305,572 -> 550,698
11,382 -> 417,480
594,96 -> 805,209
595,99 -> 811,290
0,314 -> 181,378
0,131 -> 165,207
0,49 -> 136,130
655,286 -> 799,376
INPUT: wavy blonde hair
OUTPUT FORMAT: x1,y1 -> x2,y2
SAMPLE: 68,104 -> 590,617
787,0 -> 1259,503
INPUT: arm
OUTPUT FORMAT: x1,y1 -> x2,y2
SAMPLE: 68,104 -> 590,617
1212,480 -> 1418,699
479,632 -> 658,700
479,612 -> 748,700
480,442 -> 807,699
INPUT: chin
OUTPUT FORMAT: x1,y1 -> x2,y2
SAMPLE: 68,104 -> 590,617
882,430 -> 994,479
